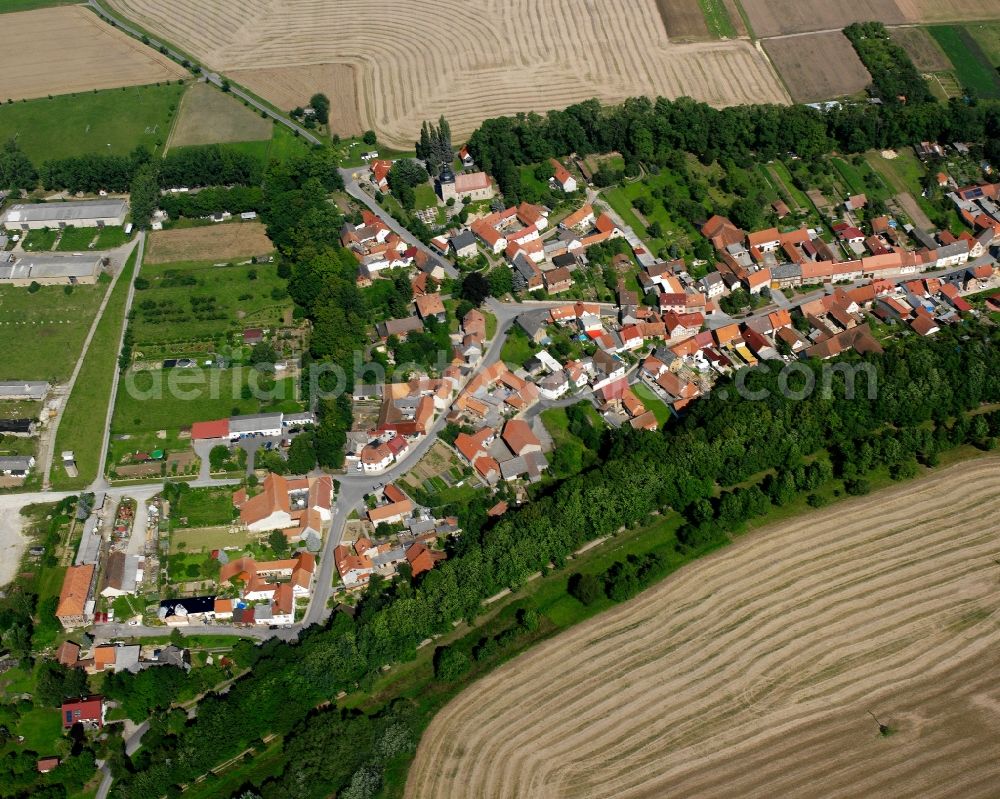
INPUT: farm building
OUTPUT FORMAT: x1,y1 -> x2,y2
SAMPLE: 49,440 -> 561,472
0,455 -> 35,477
1,199 -> 128,231
0,253 -> 104,286
0,381 -> 49,400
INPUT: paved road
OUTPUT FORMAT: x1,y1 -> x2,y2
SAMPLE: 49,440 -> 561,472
339,167 -> 456,278
41,237 -> 142,489
87,0 -> 322,146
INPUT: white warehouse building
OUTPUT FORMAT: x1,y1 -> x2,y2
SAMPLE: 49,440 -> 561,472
1,199 -> 129,231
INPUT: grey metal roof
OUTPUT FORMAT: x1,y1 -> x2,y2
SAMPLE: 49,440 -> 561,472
1,253 -> 102,281
0,456 -> 33,472
0,381 -> 49,400
451,230 -> 476,250
1,199 -> 128,225
229,413 -> 283,433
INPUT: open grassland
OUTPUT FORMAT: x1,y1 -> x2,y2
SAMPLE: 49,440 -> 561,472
407,457 -> 1000,799
1,0 -> 78,12
52,249 -> 138,490
0,282 -> 106,382
130,258 -> 289,346
0,7 -> 185,102
145,223 -> 274,264
889,26 -> 953,72
229,63 -> 364,138
167,82 -> 273,148
113,367 -> 280,433
0,83 -> 183,162
106,0 -> 788,148
928,25 -> 1000,98
967,22 -> 1000,66
764,32 -> 872,102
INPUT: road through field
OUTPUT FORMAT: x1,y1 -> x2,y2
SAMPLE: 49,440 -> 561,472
408,456 -> 1000,799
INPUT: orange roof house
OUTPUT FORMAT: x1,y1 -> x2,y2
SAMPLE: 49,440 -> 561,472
56,564 -> 94,628
502,419 -> 541,456
406,542 -> 446,578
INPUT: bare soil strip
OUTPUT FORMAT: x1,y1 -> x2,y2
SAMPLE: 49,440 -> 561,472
0,7 -> 185,101
407,456 -> 1000,799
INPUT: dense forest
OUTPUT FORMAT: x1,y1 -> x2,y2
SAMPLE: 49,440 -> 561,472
106,318 -> 1000,798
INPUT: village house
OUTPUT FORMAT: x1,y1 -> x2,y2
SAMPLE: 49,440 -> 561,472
549,159 -> 578,192
56,564 -> 94,630
61,697 -> 105,729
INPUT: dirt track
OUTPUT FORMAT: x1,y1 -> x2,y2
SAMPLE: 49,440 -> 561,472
106,0 -> 788,148
407,456 -> 1000,799
0,7 -> 185,101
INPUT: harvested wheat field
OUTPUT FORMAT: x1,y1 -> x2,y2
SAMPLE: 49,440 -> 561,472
741,0 -> 906,37
106,0 -> 788,148
0,7 -> 185,102
408,456 -> 1000,799
230,63 -> 363,138
765,33 -> 872,102
145,223 -> 274,264
167,82 -> 272,148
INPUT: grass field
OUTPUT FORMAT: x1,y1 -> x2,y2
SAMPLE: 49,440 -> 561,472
499,327 -> 538,368
928,25 -> 1000,99
697,0 -> 737,37
113,368 -> 267,433
167,82 -> 272,149
51,249 -> 137,490
130,258 -> 289,346
413,183 -> 439,211
967,22 -> 1000,67
55,226 -> 100,252
407,456 -> 1000,799
169,486 -> 237,528
170,525 -> 253,552
0,82 -> 184,162
21,228 -> 57,252
0,281 -> 107,382
1,0 -> 77,11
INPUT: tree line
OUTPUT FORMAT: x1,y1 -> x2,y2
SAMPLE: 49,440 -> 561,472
466,93 -> 1000,203
109,320 -> 1000,799
844,22 -> 935,105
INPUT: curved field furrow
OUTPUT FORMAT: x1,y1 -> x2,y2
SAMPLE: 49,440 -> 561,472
407,457 -> 1000,799
105,0 -> 789,147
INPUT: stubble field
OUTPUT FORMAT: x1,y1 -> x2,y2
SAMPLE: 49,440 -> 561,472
764,32 -> 872,101
407,456 -> 1000,799
106,0 -> 789,148
0,7 -> 185,101
145,222 -> 274,264
229,63 -> 364,138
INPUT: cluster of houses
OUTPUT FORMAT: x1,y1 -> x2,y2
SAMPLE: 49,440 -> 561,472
234,472 -> 334,546
154,551 -> 316,627
950,182 -> 1000,241
55,639 -> 188,675
452,417 -> 549,485
435,197 -> 623,294
335,484 -> 456,589
342,209 -> 430,281
702,213 -> 988,296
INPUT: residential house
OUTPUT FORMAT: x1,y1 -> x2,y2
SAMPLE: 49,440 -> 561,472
61,697 -> 104,729
550,159 -> 578,192
450,230 -> 477,259
56,564 -> 94,630
544,266 -> 573,294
